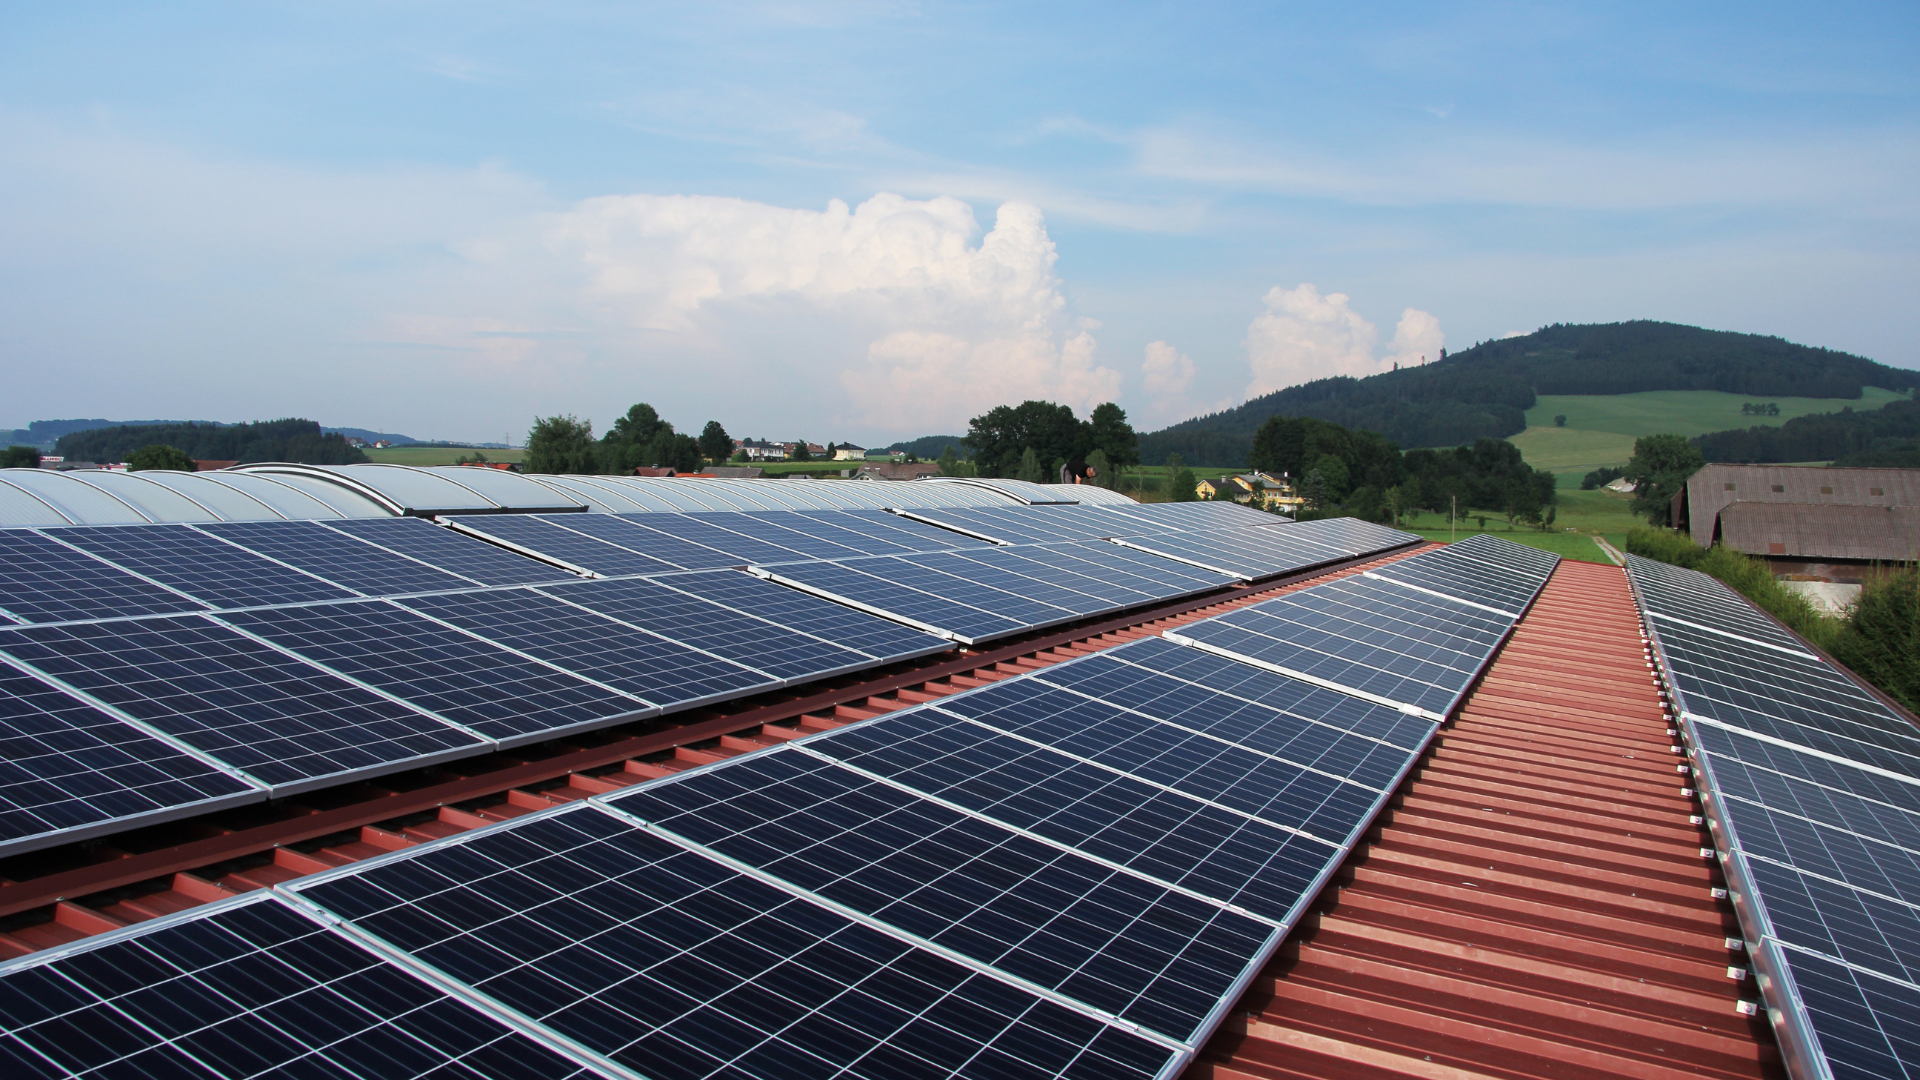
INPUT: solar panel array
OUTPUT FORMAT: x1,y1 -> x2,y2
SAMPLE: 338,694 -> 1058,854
1166,533 -> 1557,721
1627,554 -> 1920,1080
0,502 -> 1411,861
0,517 -> 1551,1079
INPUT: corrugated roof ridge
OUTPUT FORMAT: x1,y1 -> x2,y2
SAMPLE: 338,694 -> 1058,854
1193,559 -> 1785,1080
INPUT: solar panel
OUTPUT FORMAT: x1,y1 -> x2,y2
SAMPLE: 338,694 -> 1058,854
649,570 -> 954,663
283,804 -> 1180,1080
933,678 -> 1402,840
320,517 -> 580,586
220,601 -> 654,746
533,577 -> 886,684
47,524 -> 357,609
0,616 -> 484,794
0,529 -> 205,624
537,513 -> 744,570
440,516 -> 681,577
1168,576 -> 1512,718
605,749 -> 1278,1044
792,509 -> 988,553
398,589 -> 779,709
751,561 -> 1032,644
1443,533 -> 1560,581
613,512 -> 814,565
1111,525 -> 1353,582
1362,559 -> 1535,616
1630,556 -> 1920,1080
941,548 -> 1161,605
706,512 -> 897,559
891,508 -> 1088,545
0,663 -> 258,856
197,519 -> 478,595
0,893 -> 605,1080
803,706 -> 1342,926
892,551 -> 1115,615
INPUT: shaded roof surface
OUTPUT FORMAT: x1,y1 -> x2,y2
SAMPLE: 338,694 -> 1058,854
1686,464 -> 1920,549
1717,501 -> 1920,562
1192,559 -> 1783,1080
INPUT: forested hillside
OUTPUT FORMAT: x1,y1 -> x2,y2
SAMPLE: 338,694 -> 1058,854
56,419 -> 369,465
1692,398 -> 1920,463
1139,321 -> 1917,465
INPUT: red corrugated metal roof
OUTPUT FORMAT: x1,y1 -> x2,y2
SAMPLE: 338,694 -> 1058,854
1189,558 -> 1785,1080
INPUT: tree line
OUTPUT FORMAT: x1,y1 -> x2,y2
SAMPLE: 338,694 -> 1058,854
54,419 -> 369,465
1690,397 -> 1920,463
523,406 -> 735,475
961,401 -> 1140,487
1134,321 -> 1918,465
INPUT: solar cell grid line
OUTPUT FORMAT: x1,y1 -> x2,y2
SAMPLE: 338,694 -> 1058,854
398,588 -> 780,710
1681,707 -> 1920,789
791,508 -> 987,553
218,601 -> 655,748
1448,532 -> 1561,576
893,550 -> 1117,615
281,802 -> 1184,1080
520,512 -> 743,571
1073,541 -> 1250,592
1168,578 -> 1511,719
600,748 -> 1280,1045
1707,789 -> 1920,917
987,545 -> 1181,600
0,616 -> 487,795
655,511 -> 867,562
751,561 -> 1038,644
318,517 -> 582,586
1737,855 -> 1920,990
0,891 -> 612,1080
1421,537 -> 1558,585
1032,644 -> 1434,762
1654,621 -> 1908,739
646,569 -> 954,663
1692,723 -> 1920,845
1360,565 -> 1527,619
194,518 -> 481,596
1765,943 -> 1920,1080
440,515 -> 682,578
1109,526 -> 1353,582
610,512 -> 810,566
1289,517 -> 1421,555
940,547 -> 1160,606
0,660 -> 261,857
932,680 -> 1414,824
533,576 -> 881,684
795,708 -> 1348,926
885,507 -> 1051,545
44,523 -> 359,609
1658,654 -> 1920,762
729,510 -> 926,557
0,528 -> 207,624
1099,636 -> 1439,751
1627,556 -> 1810,654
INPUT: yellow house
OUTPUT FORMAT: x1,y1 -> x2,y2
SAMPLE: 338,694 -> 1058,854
1231,471 -> 1305,512
1194,478 -> 1225,499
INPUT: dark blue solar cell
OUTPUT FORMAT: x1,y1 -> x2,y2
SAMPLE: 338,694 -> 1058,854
0,667 -> 256,854
442,516 -> 680,577
320,517 -> 579,586
1775,948 -> 1920,1080
1716,796 -> 1920,913
1112,528 -> 1343,581
807,708 -> 1343,925
895,508 -> 1068,545
46,524 -> 355,609
0,896 -> 600,1080
0,616 -> 482,792
1365,558 -> 1539,615
935,685 -> 1397,837
896,551 -> 1113,615
610,750 -> 1275,1043
398,590 -> 777,709
1743,857 -> 1920,987
287,805 -> 1177,1080
942,548 -> 1156,605
0,529 -> 205,623
221,602 -> 650,745
614,512 -> 812,565
794,510 -> 985,553
715,512 -> 901,558
197,520 -> 477,596
652,570 -> 952,662
755,562 -> 1028,644
534,577 -> 880,683
544,514 -> 742,570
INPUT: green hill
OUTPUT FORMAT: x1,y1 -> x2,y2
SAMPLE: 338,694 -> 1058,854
1138,321 -> 1918,466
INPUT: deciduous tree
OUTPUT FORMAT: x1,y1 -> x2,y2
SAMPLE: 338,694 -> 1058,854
126,444 -> 194,471
524,415 -> 598,474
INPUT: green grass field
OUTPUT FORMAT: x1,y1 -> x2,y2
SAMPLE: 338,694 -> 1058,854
1509,386 -> 1906,484
1403,528 -> 1616,563
365,446 -> 526,466
1396,484 -> 1637,559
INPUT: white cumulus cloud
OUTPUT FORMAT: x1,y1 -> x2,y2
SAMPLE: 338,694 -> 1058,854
1244,284 -> 1444,398
532,192 -> 1119,432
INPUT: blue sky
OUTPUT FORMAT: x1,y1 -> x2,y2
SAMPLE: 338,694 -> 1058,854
2,2 -> 1914,443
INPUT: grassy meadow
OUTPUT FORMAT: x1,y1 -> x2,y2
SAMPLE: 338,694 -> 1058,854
365,446 -> 526,466
1509,386 -> 1906,485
